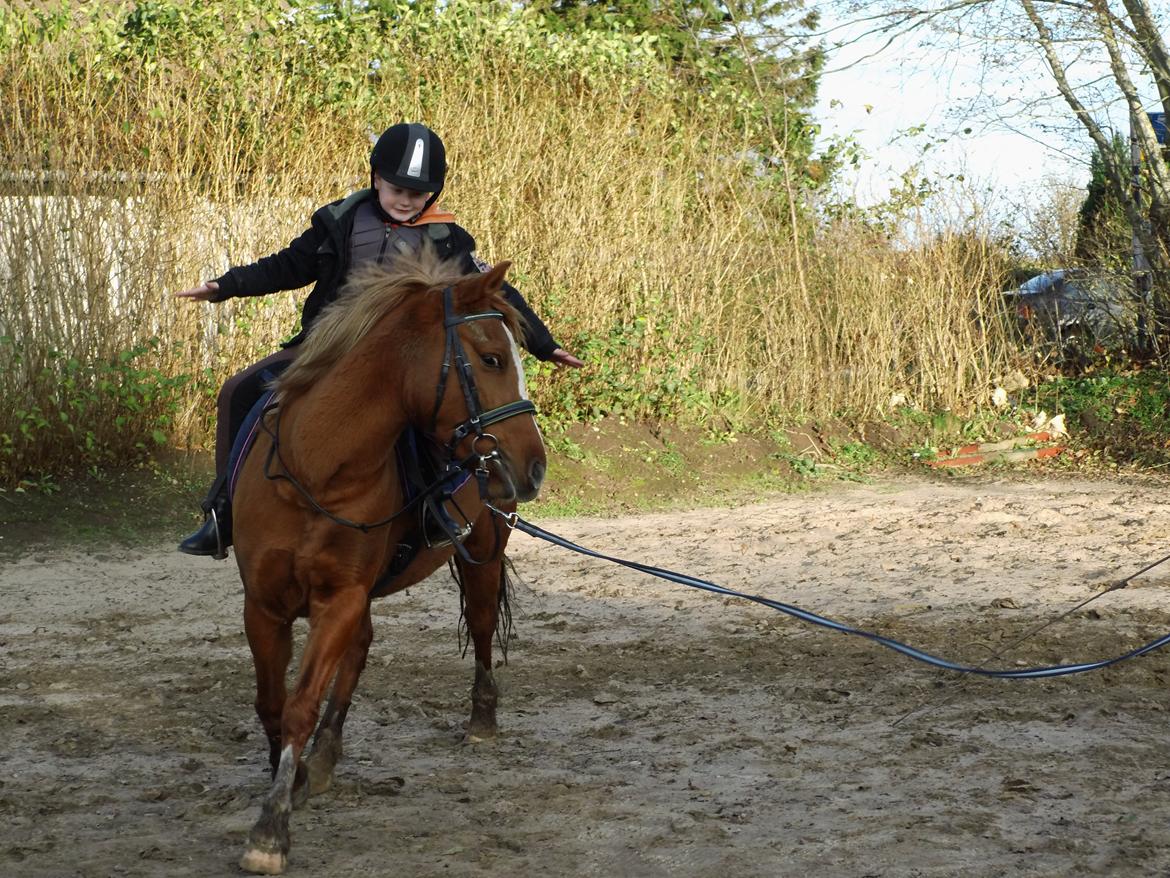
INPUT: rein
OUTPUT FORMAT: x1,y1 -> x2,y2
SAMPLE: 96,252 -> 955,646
261,285 -> 536,546
260,405 -> 464,532
491,509 -> 1170,682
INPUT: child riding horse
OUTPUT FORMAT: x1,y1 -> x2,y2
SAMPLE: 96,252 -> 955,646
175,122 -> 581,557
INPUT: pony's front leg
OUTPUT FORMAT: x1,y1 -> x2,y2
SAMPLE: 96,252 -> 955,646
468,654 -> 500,742
240,586 -> 369,875
297,603 -> 374,805
243,596 -> 294,776
455,552 -> 509,742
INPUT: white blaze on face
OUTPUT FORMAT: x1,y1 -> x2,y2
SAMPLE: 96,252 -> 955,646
504,326 -> 541,436
503,326 -> 528,399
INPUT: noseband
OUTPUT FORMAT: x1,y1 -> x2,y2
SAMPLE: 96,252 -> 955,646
262,284 -> 538,532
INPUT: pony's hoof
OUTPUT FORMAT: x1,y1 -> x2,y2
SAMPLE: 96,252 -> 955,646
305,757 -> 335,798
302,729 -> 340,800
239,847 -> 287,875
463,724 -> 498,744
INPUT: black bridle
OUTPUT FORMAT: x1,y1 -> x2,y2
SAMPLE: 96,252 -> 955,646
261,285 -> 537,537
429,285 -> 537,499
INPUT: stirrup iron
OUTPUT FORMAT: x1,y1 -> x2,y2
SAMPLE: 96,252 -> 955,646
209,507 -> 228,560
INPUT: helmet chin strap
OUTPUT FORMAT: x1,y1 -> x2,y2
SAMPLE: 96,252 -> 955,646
415,188 -> 441,219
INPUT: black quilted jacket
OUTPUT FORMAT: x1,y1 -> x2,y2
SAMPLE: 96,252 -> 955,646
210,189 -> 560,357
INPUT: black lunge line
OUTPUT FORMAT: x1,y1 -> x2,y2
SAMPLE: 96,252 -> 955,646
495,510 -> 1170,681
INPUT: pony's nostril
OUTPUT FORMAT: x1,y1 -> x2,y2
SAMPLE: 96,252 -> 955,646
529,459 -> 546,488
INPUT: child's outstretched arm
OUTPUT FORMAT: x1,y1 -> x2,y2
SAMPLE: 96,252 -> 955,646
175,212 -> 328,305
460,236 -> 583,368
500,281 -> 582,369
204,222 -> 324,302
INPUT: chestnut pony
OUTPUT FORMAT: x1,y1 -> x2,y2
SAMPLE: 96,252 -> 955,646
230,251 -> 546,875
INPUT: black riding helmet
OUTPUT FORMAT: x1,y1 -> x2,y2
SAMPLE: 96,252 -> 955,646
369,123 -> 446,213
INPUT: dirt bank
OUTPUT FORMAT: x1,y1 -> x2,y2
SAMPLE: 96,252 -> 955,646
3,475 -> 1170,877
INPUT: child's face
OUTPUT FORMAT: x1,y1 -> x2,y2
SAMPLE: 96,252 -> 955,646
373,175 -> 431,221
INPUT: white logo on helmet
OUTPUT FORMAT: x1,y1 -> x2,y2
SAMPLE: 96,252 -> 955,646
406,138 -> 425,178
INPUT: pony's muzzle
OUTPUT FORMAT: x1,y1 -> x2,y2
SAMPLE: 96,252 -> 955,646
494,451 -> 544,502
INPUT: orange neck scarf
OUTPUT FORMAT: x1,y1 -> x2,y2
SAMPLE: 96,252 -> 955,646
401,202 -> 457,226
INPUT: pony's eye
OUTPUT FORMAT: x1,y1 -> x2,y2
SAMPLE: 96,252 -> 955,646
481,354 -> 504,370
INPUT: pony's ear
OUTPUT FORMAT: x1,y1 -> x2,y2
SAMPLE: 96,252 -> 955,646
480,260 -> 511,292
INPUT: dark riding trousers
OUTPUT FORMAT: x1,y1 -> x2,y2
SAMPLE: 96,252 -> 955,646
216,348 -> 297,474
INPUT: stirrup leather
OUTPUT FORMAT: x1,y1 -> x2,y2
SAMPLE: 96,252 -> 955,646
422,496 -> 471,549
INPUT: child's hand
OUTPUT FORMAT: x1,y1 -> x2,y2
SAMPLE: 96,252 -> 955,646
174,281 -> 220,302
549,349 -> 584,369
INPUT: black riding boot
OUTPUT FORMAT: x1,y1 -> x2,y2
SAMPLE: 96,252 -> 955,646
178,473 -> 233,560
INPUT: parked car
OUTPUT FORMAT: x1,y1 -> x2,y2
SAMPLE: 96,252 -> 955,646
1003,269 -> 1136,345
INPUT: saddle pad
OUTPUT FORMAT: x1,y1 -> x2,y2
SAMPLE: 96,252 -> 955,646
228,389 -> 278,502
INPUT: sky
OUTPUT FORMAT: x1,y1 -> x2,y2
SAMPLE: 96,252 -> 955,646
810,17 -> 1099,211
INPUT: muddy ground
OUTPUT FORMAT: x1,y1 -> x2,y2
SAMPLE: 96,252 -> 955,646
4,475 -> 1170,877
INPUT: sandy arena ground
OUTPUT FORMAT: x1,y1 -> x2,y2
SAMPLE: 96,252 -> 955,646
3,475 -> 1170,877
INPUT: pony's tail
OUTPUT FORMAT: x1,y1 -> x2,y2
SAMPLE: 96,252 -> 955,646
452,555 -> 515,663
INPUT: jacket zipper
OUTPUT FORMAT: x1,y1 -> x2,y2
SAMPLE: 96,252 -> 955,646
376,224 -> 393,265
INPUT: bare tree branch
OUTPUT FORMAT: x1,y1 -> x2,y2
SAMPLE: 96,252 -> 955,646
825,0 -> 1170,330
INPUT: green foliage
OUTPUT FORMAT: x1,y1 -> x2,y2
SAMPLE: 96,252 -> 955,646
524,0 -> 822,104
0,336 -> 190,486
1030,369 -> 1170,465
528,317 -> 739,429
776,451 -> 818,477
830,439 -> 880,468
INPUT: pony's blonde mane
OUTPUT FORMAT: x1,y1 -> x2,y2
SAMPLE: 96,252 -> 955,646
276,248 -> 471,398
